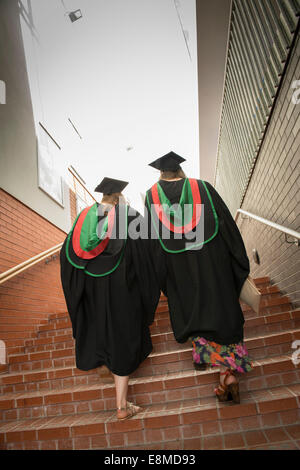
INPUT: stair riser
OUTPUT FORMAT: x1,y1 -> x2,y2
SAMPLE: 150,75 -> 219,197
7,330 -> 300,373
24,339 -> 75,354
20,312 -> 300,356
153,336 -> 298,361
5,339 -> 74,358
35,301 -> 293,336
25,332 -> 296,357
1,399 -> 299,451
33,293 -> 292,332
0,332 -> 36,341
0,367 -> 102,394
3,275 -> 300,451
243,301 -> 293,319
0,373 -> 102,396
0,319 -> 48,327
24,334 -> 74,351
1,300 -> 291,355
4,312 -> 300,372
9,357 -> 76,373
31,308 -> 300,345
1,360 -> 299,423
157,290 -> 283,316
245,318 -> 300,339
1,335 -> 297,390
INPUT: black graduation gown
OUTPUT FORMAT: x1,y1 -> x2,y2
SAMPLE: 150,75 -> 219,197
144,178 -> 250,346
59,203 -> 160,375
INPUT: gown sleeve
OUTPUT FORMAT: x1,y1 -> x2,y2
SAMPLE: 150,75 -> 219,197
59,236 -> 86,339
128,210 -> 161,326
204,181 -> 250,297
143,197 -> 168,297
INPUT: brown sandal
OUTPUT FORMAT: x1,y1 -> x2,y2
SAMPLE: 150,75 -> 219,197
116,401 -> 142,421
214,369 -> 240,404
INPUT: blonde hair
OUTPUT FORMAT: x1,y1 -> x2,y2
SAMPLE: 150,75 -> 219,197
101,192 -> 123,206
159,168 -> 186,180
100,193 -> 126,215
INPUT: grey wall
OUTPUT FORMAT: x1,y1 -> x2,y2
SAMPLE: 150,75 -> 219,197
196,0 -> 231,183
237,32 -> 300,308
0,0 -> 71,234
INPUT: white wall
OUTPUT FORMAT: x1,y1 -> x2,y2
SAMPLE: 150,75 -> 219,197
0,0 -> 71,234
196,0 -> 231,184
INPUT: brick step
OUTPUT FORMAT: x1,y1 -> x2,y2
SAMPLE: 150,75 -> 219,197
130,345 -> 298,379
123,426 -> 300,451
0,310 -> 50,321
149,309 -> 300,337
0,383 -> 298,450
0,364 -> 102,395
242,295 -> 292,317
0,354 -> 298,422
157,287 -> 283,315
32,292 -> 292,337
0,317 -> 48,326
0,331 -> 36,341
0,301 -> 170,357
32,300 -> 297,343
156,296 -> 290,320
1,325 -> 297,391
23,334 -> 74,354
251,276 -> 271,286
10,309 -> 300,362
1,308 -> 168,357
150,302 -> 295,334
0,365 -> 8,375
7,327 -> 300,375
244,310 -> 300,338
152,327 -> 300,360
0,324 -> 41,334
1,339 -> 32,358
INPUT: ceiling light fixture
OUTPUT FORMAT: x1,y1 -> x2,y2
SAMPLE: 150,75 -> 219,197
69,9 -> 83,23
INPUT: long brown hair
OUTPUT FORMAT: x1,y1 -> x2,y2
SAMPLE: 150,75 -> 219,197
159,167 -> 187,180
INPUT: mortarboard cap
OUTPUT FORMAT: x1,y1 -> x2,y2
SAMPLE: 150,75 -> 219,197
148,151 -> 186,171
94,177 -> 128,195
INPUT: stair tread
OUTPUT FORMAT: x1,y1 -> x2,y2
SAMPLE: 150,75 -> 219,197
37,297 -> 296,331
19,319 -> 300,356
20,307 -> 300,348
0,353 -> 295,401
0,364 -> 99,380
2,275 -> 300,450
2,340 -> 295,377
4,322 -> 299,371
0,383 -> 298,434
150,326 -> 300,341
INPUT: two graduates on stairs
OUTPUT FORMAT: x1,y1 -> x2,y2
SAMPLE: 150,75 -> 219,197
60,151 -> 255,421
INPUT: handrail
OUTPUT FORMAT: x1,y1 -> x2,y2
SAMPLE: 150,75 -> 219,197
0,243 -> 63,285
68,166 -> 96,203
235,208 -> 300,244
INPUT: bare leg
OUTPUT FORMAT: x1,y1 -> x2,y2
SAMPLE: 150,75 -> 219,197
113,373 -> 142,419
113,373 -> 129,412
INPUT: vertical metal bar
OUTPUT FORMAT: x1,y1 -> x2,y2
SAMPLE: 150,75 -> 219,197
266,0 -> 292,49
277,0 -> 298,32
287,0 -> 300,17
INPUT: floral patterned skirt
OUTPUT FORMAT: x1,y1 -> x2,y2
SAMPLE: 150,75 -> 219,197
190,336 -> 254,373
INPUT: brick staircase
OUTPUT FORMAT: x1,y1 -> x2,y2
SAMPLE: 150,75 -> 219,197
0,276 -> 299,450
